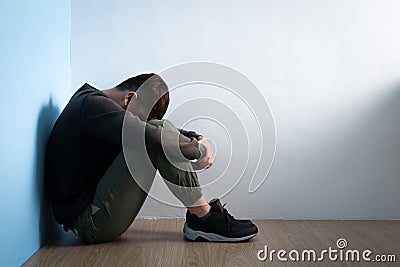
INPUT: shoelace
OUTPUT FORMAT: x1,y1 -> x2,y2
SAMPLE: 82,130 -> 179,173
222,203 -> 236,229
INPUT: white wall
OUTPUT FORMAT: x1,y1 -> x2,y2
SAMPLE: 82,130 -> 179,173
0,1 -> 70,266
71,0 -> 400,219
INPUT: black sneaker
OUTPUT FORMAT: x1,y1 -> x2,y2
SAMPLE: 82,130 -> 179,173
187,199 -> 253,225
208,198 -> 253,225
183,198 -> 258,242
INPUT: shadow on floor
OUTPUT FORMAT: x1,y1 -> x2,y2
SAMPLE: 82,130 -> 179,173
45,227 -> 185,248
34,96 -> 60,245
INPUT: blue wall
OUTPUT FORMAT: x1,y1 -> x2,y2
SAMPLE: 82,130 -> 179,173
0,1 -> 71,266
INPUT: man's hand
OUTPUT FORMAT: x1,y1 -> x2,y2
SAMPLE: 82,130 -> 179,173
191,136 -> 215,170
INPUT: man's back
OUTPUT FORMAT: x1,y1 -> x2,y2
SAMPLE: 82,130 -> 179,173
45,84 -> 121,228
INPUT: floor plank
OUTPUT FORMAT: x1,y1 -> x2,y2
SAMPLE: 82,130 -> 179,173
23,220 -> 400,266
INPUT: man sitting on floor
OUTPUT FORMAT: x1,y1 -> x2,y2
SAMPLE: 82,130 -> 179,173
45,73 -> 258,243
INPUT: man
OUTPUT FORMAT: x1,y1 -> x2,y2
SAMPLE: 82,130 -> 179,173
45,73 -> 258,243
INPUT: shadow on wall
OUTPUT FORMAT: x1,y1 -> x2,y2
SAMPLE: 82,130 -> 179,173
296,82 -> 400,219
35,96 -> 60,244
334,83 -> 400,218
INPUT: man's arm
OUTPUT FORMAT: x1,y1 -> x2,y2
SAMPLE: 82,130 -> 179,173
80,93 -> 203,161
177,128 -> 215,170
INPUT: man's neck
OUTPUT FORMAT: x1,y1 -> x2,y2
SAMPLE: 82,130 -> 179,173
102,88 -> 124,108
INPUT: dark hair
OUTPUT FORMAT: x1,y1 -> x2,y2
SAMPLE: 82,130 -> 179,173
116,73 -> 169,120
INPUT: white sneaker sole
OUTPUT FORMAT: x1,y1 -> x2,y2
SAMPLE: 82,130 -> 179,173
183,223 -> 257,242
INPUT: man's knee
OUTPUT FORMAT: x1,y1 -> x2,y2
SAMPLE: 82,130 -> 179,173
148,119 -> 177,131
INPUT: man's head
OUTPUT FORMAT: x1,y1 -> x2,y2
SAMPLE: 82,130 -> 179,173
115,73 -> 169,121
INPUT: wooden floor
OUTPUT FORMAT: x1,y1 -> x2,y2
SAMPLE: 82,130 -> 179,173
24,220 -> 399,266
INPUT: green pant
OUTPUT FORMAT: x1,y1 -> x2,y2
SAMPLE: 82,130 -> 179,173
71,119 -> 203,243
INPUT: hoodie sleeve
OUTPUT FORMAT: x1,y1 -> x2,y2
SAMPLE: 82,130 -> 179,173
178,128 -> 203,140
80,92 -> 202,160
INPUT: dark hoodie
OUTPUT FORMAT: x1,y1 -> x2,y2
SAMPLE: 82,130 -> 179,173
45,83 -> 203,230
